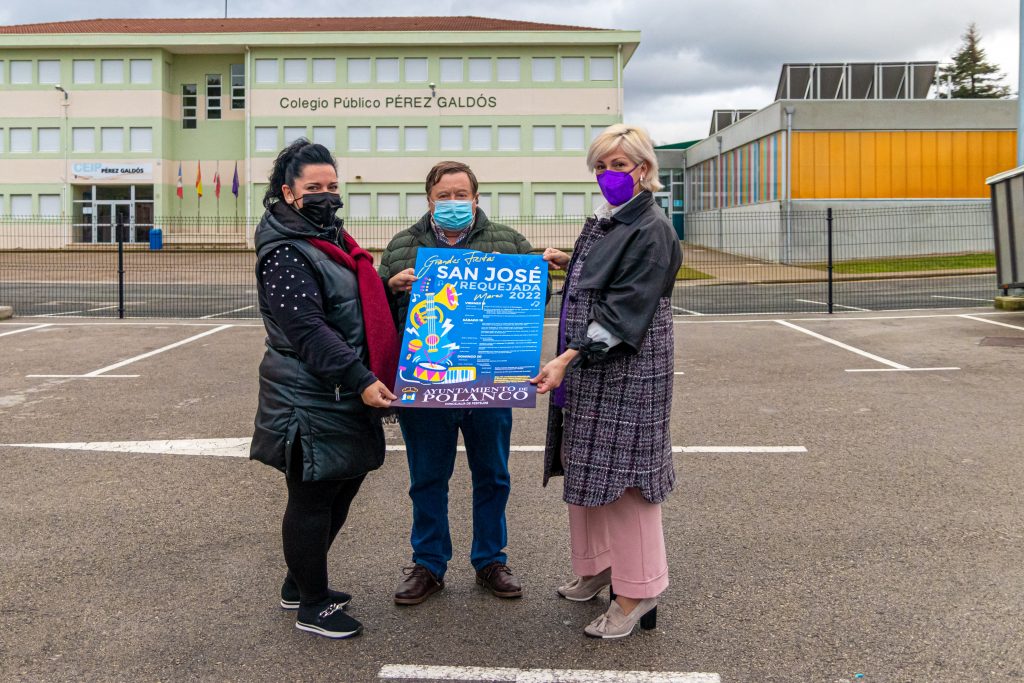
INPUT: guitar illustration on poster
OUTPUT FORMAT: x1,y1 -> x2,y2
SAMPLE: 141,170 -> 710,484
394,248 -> 547,409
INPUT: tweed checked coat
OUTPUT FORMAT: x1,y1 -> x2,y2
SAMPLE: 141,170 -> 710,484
543,193 -> 681,507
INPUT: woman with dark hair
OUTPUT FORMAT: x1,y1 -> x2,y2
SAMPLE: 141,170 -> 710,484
250,138 -> 398,639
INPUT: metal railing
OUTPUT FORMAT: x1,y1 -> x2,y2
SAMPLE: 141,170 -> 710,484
0,203 -> 998,318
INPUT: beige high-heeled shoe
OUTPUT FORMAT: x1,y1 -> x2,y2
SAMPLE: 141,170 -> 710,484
556,568 -> 612,602
583,597 -> 658,639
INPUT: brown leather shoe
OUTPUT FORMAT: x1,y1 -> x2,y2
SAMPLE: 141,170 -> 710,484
475,562 -> 523,598
394,564 -> 444,605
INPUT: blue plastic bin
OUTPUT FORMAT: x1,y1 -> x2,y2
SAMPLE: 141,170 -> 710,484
149,226 -> 163,250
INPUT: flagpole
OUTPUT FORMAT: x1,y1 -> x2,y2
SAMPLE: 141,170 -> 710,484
216,160 -> 221,221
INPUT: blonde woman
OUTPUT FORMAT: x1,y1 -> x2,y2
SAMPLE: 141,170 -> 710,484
532,124 -> 681,639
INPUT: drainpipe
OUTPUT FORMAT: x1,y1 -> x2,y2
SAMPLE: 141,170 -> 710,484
716,135 -> 723,250
1019,0 -> 1024,164
784,105 -> 794,264
245,45 -> 253,247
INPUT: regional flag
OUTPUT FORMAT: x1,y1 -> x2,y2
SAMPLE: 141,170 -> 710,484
176,162 -> 183,199
231,162 -> 240,198
214,169 -> 221,199
196,162 -> 203,198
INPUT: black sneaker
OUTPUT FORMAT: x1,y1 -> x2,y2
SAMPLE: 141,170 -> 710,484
280,575 -> 352,611
295,600 -> 363,639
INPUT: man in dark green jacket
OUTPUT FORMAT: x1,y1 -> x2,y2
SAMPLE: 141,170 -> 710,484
379,161 -> 538,606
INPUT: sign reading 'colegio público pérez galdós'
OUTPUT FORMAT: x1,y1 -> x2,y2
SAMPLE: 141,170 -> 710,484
279,94 -> 498,111
394,248 -> 547,409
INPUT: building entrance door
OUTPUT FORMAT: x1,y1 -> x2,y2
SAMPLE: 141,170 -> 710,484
95,201 -> 133,243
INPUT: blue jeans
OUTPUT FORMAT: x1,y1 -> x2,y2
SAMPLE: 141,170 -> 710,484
398,408 -> 513,579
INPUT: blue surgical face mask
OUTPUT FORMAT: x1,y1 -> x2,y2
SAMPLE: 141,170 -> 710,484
433,200 -> 474,230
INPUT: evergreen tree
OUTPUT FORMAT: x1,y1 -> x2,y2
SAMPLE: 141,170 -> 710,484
939,23 -> 1011,98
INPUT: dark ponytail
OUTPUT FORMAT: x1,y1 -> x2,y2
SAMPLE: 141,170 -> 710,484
263,138 -> 337,209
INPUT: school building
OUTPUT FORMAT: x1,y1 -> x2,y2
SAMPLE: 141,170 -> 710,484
0,17 -> 638,247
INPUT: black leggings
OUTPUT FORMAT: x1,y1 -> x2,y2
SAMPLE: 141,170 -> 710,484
282,440 -> 365,606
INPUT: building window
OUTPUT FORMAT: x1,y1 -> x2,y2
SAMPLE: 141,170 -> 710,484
255,127 -> 277,152
533,126 -> 556,151
468,58 -> 491,82
378,194 -> 400,217
11,60 -> 32,84
72,128 -> 95,152
592,192 -> 605,211
283,127 -> 306,146
0,61 -> 5,85
591,57 -> 614,81
407,193 -> 427,217
38,60 -> 60,85
312,58 -> 335,83
497,193 -> 520,218
130,127 -> 153,152
255,59 -> 277,83
532,57 -> 555,82
11,195 -> 32,217
348,194 -> 371,217
130,59 -> 153,84
497,58 -> 520,82
101,60 -> 124,84
561,57 -> 585,82
405,58 -> 428,82
564,193 -> 585,215
73,60 -> 95,84
348,59 -> 370,83
38,128 -> 60,152
284,59 -> 306,84
405,127 -> 428,152
440,126 -> 463,151
230,64 -> 245,108
562,126 -> 585,150
498,126 -> 521,151
469,127 -> 491,151
478,193 -> 492,215
590,125 -> 605,143
312,126 -> 335,150
182,84 -> 197,129
440,58 -> 462,82
10,128 -> 31,153
534,193 -> 556,216
377,127 -> 399,152
0,129 -> 4,153
101,128 -> 123,153
348,127 -> 371,152
206,74 -> 222,120
376,58 -> 399,83
39,194 -> 61,216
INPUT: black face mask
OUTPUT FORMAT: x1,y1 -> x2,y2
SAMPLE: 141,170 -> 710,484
294,191 -> 343,227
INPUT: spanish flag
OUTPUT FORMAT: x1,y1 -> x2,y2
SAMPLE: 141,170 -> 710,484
196,161 -> 203,198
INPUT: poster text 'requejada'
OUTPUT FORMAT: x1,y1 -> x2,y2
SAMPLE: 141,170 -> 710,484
394,248 -> 547,409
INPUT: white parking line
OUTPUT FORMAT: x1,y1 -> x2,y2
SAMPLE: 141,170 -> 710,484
27,324 -> 234,379
0,323 -> 53,338
960,314 -> 1024,332
672,305 -> 704,316
377,664 -> 719,683
774,320 -> 959,372
932,296 -> 992,302
794,299 -> 871,312
200,305 -> 255,319
4,439 -> 806,459
32,304 -> 121,317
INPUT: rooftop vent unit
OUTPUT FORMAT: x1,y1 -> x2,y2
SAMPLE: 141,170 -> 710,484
709,109 -> 757,135
774,62 -> 938,101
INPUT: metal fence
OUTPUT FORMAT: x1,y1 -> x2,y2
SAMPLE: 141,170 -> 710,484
0,203 -> 998,319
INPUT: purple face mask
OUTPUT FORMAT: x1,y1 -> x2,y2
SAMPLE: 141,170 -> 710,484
596,164 -> 639,206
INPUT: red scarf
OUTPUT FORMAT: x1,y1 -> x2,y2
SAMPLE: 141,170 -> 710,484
309,234 -> 399,392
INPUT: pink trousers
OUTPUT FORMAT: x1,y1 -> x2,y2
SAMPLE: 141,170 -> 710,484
567,487 -> 669,599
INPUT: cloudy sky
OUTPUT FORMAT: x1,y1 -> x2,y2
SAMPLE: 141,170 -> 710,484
2,1 -> 1018,144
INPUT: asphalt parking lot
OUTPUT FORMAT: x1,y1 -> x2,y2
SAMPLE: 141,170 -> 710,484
1,309 -> 1022,682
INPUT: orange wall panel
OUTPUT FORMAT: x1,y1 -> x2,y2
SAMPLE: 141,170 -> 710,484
790,130 -> 1017,199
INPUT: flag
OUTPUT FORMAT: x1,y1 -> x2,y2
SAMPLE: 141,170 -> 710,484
214,169 -> 221,199
176,162 -> 183,199
195,162 -> 203,198
231,162 -> 239,198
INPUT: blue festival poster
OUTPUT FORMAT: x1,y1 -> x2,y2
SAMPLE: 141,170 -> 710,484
394,248 -> 547,409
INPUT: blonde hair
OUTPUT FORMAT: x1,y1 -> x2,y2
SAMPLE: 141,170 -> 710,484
586,123 -> 663,192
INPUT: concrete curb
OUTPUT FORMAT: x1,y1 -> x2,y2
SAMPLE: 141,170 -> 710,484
994,296 -> 1024,311
0,306 -> 12,320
